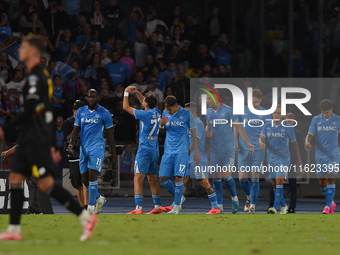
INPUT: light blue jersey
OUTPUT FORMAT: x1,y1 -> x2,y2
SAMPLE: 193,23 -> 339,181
238,105 -> 272,152
206,104 -> 238,153
187,117 -> 208,179
189,117 -> 208,163
133,108 -> 161,175
163,106 -> 196,154
75,105 -> 113,173
308,113 -> 340,160
260,122 -> 296,164
134,108 -> 161,151
160,106 -> 196,178
75,105 -> 113,150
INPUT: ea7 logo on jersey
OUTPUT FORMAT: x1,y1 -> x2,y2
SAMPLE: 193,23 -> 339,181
317,126 -> 337,131
82,118 -> 99,124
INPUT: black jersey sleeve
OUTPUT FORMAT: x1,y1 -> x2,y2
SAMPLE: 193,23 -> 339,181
3,74 -> 42,133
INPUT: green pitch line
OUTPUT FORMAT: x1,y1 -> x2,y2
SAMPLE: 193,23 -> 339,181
0,214 -> 340,255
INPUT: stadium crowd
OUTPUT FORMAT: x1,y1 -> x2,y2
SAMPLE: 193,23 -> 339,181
0,0 -> 339,187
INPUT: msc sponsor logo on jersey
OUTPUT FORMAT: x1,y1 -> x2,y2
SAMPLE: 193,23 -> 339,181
81,118 -> 99,124
267,132 -> 285,138
166,121 -> 185,127
317,126 -> 337,131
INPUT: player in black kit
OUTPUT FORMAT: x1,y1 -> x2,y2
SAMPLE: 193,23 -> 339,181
0,35 -> 97,241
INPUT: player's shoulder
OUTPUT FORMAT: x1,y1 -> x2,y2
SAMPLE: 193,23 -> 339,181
262,122 -> 271,129
313,114 -> 322,121
149,108 -> 161,116
332,112 -> 340,120
196,117 -> 204,126
222,103 -> 233,113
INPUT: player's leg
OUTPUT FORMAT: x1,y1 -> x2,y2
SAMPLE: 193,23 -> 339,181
211,152 -> 224,212
159,153 -> 175,196
249,172 -> 260,213
238,151 -> 251,211
268,168 -> 278,214
126,173 -> 145,214
0,172 -> 25,240
272,164 -> 289,214
37,175 -> 97,241
249,150 -> 264,213
87,169 -> 100,213
146,150 -> 163,214
69,160 -> 86,208
168,153 -> 187,214
127,151 -> 147,214
146,174 -> 163,214
200,178 -> 220,214
222,151 -> 238,214
87,149 -> 106,214
324,172 -> 337,214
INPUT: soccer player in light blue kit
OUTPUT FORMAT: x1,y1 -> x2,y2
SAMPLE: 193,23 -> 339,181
259,106 -> 302,214
305,99 -> 340,214
205,92 -> 254,214
69,89 -> 116,214
183,102 -> 221,214
236,89 -> 271,213
158,95 -> 200,214
122,86 -> 163,214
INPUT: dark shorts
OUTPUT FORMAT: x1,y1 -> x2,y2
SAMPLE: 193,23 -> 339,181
69,159 -> 82,188
11,143 -> 55,179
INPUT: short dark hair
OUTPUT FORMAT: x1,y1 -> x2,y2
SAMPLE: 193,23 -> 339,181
184,102 -> 197,110
22,35 -> 47,55
73,100 -> 85,110
53,74 -> 61,80
252,89 -> 263,98
164,95 -> 177,108
145,94 -> 158,109
320,99 -> 333,111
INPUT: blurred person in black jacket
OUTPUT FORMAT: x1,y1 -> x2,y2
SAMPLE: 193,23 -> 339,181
63,100 -> 88,208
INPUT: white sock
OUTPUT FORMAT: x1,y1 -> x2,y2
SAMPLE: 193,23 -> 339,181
155,205 -> 160,210
231,196 -> 238,201
246,195 -> 251,201
173,205 -> 180,210
218,204 -> 223,210
7,225 -> 21,234
79,209 -> 90,224
136,205 -> 142,210
250,204 -> 256,209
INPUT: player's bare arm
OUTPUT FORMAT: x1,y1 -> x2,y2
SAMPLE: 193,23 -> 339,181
106,127 -> 117,167
1,144 -> 18,158
205,123 -> 212,138
305,133 -> 313,151
234,121 -> 254,152
258,135 -> 266,150
292,140 -> 302,167
190,128 -> 201,164
123,87 -> 135,115
159,116 -> 168,133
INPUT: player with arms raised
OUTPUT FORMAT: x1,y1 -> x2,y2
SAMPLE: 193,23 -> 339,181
123,86 -> 163,214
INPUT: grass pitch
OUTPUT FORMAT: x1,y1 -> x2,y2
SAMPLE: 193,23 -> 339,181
0,214 -> 339,255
